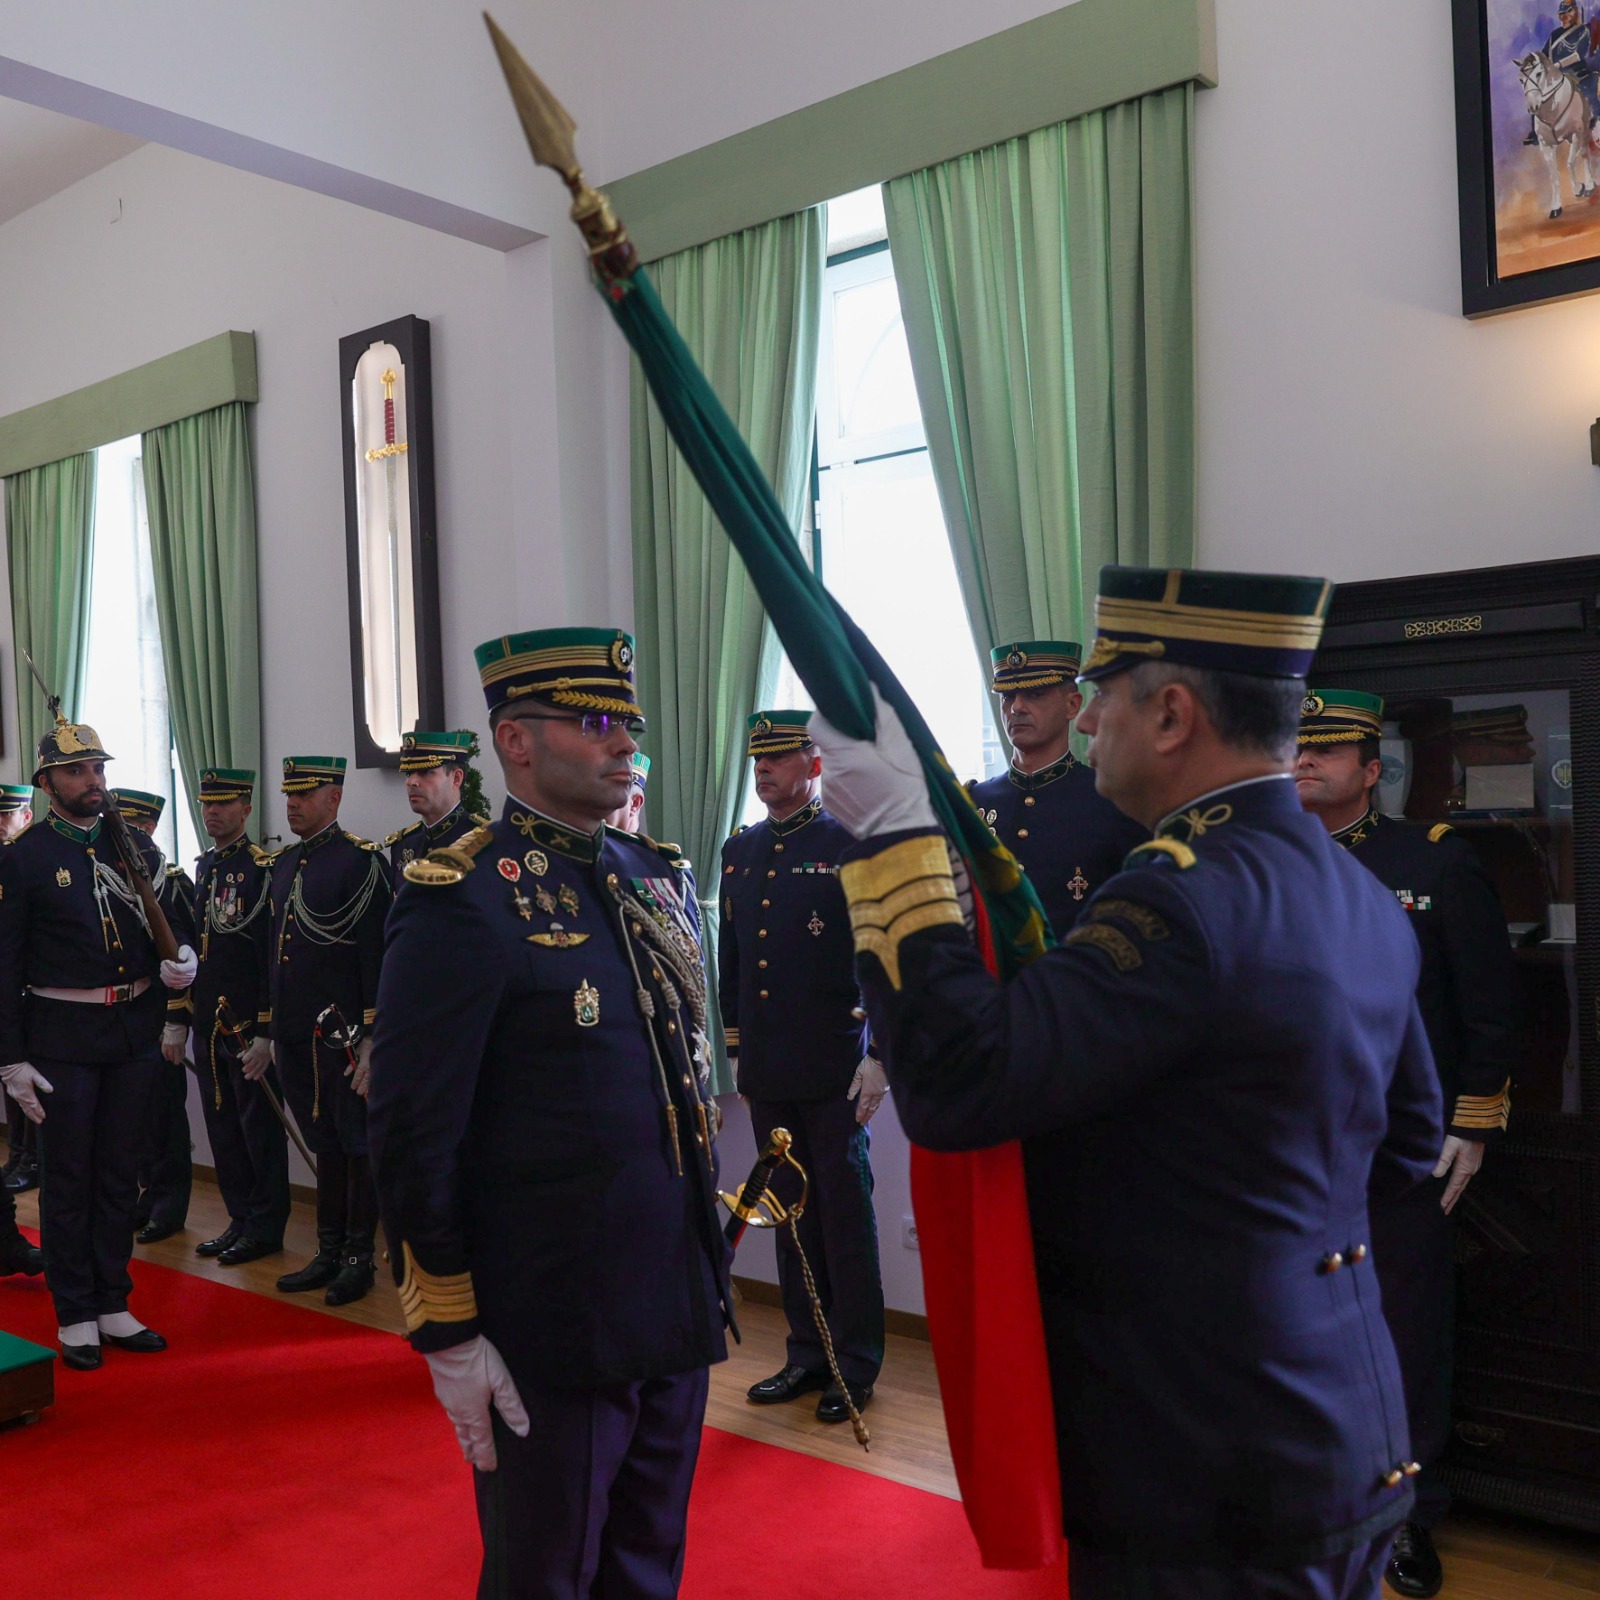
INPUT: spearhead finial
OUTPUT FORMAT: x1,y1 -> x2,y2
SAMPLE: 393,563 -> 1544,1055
483,12 -> 638,282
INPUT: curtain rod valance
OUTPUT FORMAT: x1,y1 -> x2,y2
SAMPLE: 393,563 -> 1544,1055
0,330 -> 257,479
605,0 -> 1215,263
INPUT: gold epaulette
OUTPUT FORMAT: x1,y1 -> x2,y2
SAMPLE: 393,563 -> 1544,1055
382,825 -> 419,848
249,843 -> 279,867
345,831 -> 382,852
1125,839 -> 1197,871
405,823 -> 497,886
471,814 -> 491,827
641,833 -> 692,870
1428,823 -> 1454,843
164,863 -> 185,878
4,821 -> 35,845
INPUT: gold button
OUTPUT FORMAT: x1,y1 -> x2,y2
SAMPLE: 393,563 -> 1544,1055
761,899 -> 770,908
1322,1252 -> 1344,1273
652,969 -> 663,981
1402,1462 -> 1421,1476
683,1075 -> 693,1089
1350,1244 -> 1368,1262
758,929 -> 767,939
766,870 -> 776,879
1382,1469 -> 1403,1488
667,1021 -> 677,1034
1024,796 -> 1035,807
759,990 -> 769,999
774,843 -> 784,853
1017,828 -> 1030,839
852,1007 -> 866,1020
758,959 -> 768,969
695,1132 -> 706,1146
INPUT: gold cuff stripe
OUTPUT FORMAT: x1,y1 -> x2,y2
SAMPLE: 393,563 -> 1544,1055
854,901 -> 965,990
840,835 -> 955,906
398,1242 -> 479,1333
1453,1084 -> 1510,1131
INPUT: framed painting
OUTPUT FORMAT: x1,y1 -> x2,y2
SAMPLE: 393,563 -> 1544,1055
1455,0 -> 1600,314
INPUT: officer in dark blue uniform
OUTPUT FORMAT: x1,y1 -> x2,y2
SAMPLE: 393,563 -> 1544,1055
967,641 -> 1147,934
606,750 -> 651,833
386,730 -> 489,873
811,567 -> 1444,1600
370,626 -> 730,1600
267,755 -> 391,1306
0,717 -> 197,1369
189,766 -> 289,1266
1297,689 -> 1520,1600
719,709 -> 884,1423
0,784 -> 41,1199
112,788 -> 199,1244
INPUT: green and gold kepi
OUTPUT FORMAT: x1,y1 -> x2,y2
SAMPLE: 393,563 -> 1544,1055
475,627 -> 643,718
989,641 -> 1081,694
0,784 -> 32,814
281,756 -> 348,795
33,717 -> 113,784
747,710 -> 813,757
630,751 -> 651,791
1079,567 -> 1333,682
1299,689 -> 1385,746
400,730 -> 475,772
111,788 -> 165,824
198,767 -> 255,802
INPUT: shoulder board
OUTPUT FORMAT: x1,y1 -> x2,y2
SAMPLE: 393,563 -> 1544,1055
732,823 -> 746,836
4,821 -> 35,845
343,831 -> 381,852
470,814 -> 491,828
1124,838 -> 1197,871
164,863 -> 185,879
404,823 -> 497,887
249,844 -> 279,867
640,833 -> 692,871
1427,823 -> 1453,843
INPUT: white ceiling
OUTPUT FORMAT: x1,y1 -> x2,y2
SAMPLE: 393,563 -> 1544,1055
0,98 -> 142,228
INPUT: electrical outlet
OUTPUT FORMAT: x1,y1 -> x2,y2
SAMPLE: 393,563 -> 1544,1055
902,1215 -> 919,1251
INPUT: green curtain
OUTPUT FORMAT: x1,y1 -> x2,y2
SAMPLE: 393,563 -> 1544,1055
884,82 -> 1194,671
6,453 -> 96,798
141,401 -> 261,836
631,208 -> 825,1093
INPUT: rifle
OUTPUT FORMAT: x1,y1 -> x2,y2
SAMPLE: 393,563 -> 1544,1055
101,793 -> 181,964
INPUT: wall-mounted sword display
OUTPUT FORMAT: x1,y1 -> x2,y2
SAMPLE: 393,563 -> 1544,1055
365,366 -> 409,740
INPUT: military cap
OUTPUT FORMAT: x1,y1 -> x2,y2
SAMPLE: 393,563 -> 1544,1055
475,627 -> 643,718
197,767 -> 255,802
281,756 -> 348,795
1079,566 -> 1332,682
630,752 -> 651,792
400,730 -> 475,772
0,784 -> 32,814
33,715 -> 113,784
989,640 -> 1082,693
111,787 -> 165,824
1299,689 -> 1385,746
747,710 -> 813,757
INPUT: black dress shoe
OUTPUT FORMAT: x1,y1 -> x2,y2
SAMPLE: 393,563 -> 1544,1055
61,1341 -> 103,1372
102,1327 -> 167,1353
196,1226 -> 241,1258
325,1252 -> 376,1306
277,1246 -> 343,1293
817,1381 -> 874,1424
1387,1521 -> 1443,1599
4,1162 -> 38,1194
135,1220 -> 181,1245
218,1236 -> 282,1266
0,1236 -> 44,1276
746,1364 -> 832,1405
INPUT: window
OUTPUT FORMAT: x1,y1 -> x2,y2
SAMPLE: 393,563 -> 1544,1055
81,435 -> 201,868
741,189 -> 1002,825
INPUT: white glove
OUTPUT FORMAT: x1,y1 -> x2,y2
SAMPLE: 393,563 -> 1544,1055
1434,1135 -> 1484,1215
848,1055 -> 889,1125
347,1037 -> 373,1098
161,1022 -> 189,1065
424,1334 -> 530,1471
240,1036 -> 272,1082
812,686 -> 938,840
160,944 -> 198,990
1,1061 -> 53,1125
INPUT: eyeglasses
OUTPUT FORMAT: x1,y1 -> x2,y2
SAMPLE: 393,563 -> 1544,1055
511,712 -> 646,741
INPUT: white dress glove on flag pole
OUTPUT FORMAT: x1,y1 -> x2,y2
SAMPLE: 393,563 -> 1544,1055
847,1056 -> 889,1125
160,944 -> 198,990
0,1061 -> 53,1124
810,686 -> 937,841
424,1334 -> 531,1471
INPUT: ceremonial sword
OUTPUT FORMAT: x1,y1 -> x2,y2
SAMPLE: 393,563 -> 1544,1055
364,366 -> 408,738
215,995 -> 317,1171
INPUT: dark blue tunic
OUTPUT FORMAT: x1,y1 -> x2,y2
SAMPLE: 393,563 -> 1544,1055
385,802 -> 485,876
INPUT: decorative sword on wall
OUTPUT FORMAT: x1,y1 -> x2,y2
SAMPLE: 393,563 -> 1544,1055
365,366 -> 409,738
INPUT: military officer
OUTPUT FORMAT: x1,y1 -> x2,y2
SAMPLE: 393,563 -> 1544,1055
268,756 -> 391,1306
810,567 -> 1445,1600
967,641 -> 1147,933
0,717 -> 197,1369
370,626 -> 731,1600
113,788 -> 199,1244
189,767 -> 289,1266
605,751 -> 651,833
720,710 -> 884,1423
1,785 -> 41,1197
386,730 -> 488,873
1296,689 -> 1520,1600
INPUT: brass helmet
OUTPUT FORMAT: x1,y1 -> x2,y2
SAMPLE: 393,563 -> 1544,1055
33,714 -> 113,785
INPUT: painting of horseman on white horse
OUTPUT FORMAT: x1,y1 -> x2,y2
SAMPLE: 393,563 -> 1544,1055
1515,48 -> 1595,216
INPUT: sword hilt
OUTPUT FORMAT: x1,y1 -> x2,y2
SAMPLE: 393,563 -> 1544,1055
719,1127 -> 807,1246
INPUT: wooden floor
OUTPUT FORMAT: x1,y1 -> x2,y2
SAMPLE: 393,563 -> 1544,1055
9,1173 -> 1598,1595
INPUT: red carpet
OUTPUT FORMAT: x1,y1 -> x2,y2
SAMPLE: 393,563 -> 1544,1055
2,1252 -> 1065,1598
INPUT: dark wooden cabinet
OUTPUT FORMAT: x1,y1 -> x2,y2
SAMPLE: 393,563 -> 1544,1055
1316,555 -> 1600,1532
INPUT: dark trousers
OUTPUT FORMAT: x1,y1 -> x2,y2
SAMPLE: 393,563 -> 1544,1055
135,1058 -> 193,1228
277,1036 -> 368,1157
35,1049 -> 162,1326
1371,1172 -> 1454,1528
1067,1532 -> 1390,1599
747,1096 -> 884,1387
474,1366 -> 709,1600
313,1148 -> 378,1254
5,1094 -> 38,1168
198,1044 -> 290,1245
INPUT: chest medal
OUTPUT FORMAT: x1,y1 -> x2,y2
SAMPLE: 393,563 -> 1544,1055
573,979 -> 600,1026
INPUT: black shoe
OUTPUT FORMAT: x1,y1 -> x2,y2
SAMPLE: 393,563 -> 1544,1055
816,1381 -> 874,1424
1387,1521 -> 1443,1599
276,1247 -> 343,1293
4,1161 -> 38,1194
196,1226 -> 241,1258
746,1364 -> 832,1405
102,1327 -> 167,1353
61,1341 -> 103,1372
325,1252 -> 376,1306
0,1234 -> 43,1276
218,1236 -> 282,1266
135,1220 -> 181,1245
